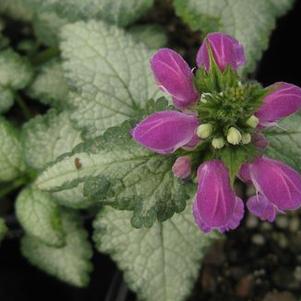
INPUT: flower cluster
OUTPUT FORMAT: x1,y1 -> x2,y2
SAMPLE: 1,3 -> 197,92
132,32 -> 301,233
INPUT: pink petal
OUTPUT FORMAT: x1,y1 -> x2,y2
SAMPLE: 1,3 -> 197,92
196,32 -> 246,72
193,160 -> 244,233
249,156 -> 301,211
256,82 -> 301,126
132,111 -> 199,154
247,194 -> 277,222
151,48 -> 199,109
172,156 -> 191,179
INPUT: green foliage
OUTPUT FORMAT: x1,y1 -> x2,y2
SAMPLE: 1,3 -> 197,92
94,201 -> 217,301
28,59 -> 69,108
266,113 -> 301,171
16,187 -> 65,247
60,21 -> 162,138
0,48 -> 33,112
26,0 -> 154,26
21,210 -> 93,287
173,0 -> 294,73
0,218 -> 7,243
0,117 -> 25,182
22,109 -> 83,171
0,0 -> 34,21
129,25 -> 167,49
35,122 -> 189,228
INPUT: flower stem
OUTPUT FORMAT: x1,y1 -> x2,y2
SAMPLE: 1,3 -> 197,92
32,47 -> 60,65
15,95 -> 32,120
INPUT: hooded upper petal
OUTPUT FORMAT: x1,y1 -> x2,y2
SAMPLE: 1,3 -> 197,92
196,32 -> 245,72
172,156 -> 191,179
249,156 -> 301,211
151,48 -> 199,109
132,111 -> 199,154
193,160 -> 244,233
256,82 -> 301,126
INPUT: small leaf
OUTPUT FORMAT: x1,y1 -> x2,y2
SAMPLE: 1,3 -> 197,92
0,86 -> 14,114
0,0 -> 34,21
16,187 -> 65,247
28,59 -> 69,107
35,121 -> 189,228
21,210 -> 93,287
0,117 -> 25,182
173,0 -> 294,74
0,218 -> 7,243
129,25 -> 167,49
22,109 -> 83,171
219,145 -> 256,186
266,113 -> 301,171
60,21 -> 161,138
26,0 -> 154,26
0,48 -> 33,90
94,201 -> 217,301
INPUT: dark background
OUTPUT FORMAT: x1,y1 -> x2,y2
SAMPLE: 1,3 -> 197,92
1,0 -> 301,300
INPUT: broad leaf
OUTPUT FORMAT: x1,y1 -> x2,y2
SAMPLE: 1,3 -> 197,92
173,0 -> 294,73
22,109 -> 83,171
35,122 -> 189,228
94,201 -> 216,301
0,0 -> 34,21
129,25 -> 167,49
16,187 -> 65,247
21,210 -> 93,287
28,60 -> 69,108
0,117 -> 25,182
0,86 -> 14,114
265,113 -> 301,171
0,48 -> 33,90
0,218 -> 7,243
26,0 -> 154,26
60,21 -> 161,138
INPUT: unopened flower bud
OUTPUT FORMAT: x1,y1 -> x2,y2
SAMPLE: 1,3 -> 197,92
172,156 -> 191,179
241,133 -> 251,144
197,123 -> 213,139
246,115 -> 259,128
227,127 -> 242,145
212,137 -> 225,149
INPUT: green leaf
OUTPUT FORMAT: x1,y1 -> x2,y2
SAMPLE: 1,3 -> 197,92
52,184 -> 96,209
21,210 -> 93,287
219,145 -> 256,186
129,25 -> 167,49
265,113 -> 301,171
22,109 -> 83,171
61,21 -> 161,138
16,187 -> 65,247
0,86 -> 14,114
94,201 -> 217,301
0,218 -> 7,243
26,0 -> 154,26
0,49 -> 33,90
0,117 -> 25,182
173,0 -> 294,73
32,12 -> 69,47
28,60 -> 69,108
0,0 -> 34,21
35,122 -> 189,228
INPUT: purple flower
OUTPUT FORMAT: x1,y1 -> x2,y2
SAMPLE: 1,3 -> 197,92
193,160 -> 244,233
196,32 -> 246,72
256,82 -> 301,126
131,111 -> 199,154
172,156 -> 191,179
132,31 -> 301,233
151,48 -> 199,109
240,156 -> 301,221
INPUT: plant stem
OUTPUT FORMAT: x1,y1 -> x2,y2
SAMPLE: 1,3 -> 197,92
15,95 -> 32,120
32,47 -> 60,65
0,177 -> 28,199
